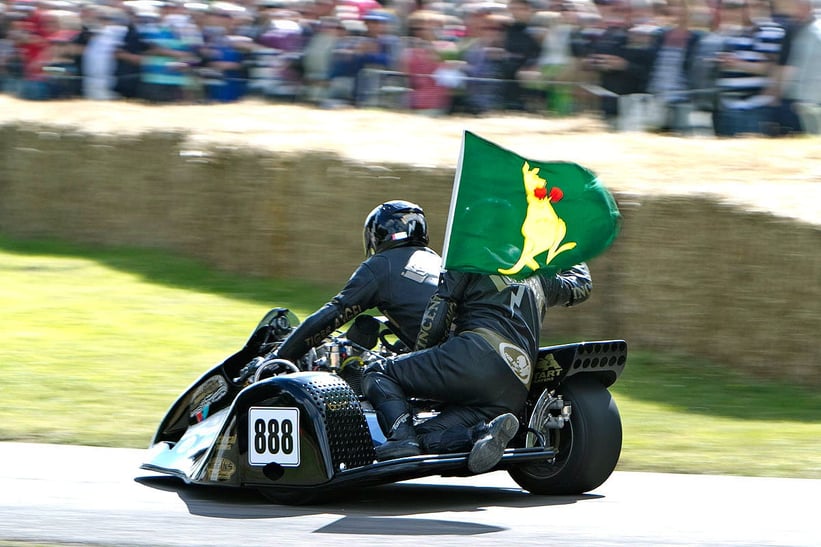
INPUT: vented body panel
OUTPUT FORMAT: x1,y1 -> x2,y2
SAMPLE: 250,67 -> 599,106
532,340 -> 628,395
298,373 -> 375,470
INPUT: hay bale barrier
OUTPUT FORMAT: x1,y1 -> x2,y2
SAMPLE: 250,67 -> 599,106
1,97 -> 819,386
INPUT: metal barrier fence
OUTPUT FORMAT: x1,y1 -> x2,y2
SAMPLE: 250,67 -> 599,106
3,51 -> 727,134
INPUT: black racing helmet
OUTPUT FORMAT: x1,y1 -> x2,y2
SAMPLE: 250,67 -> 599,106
363,200 -> 429,257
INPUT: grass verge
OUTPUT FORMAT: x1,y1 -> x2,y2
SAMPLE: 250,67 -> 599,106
1,236 -> 819,478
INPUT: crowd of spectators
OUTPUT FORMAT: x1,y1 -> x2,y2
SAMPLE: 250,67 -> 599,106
1,0 -> 819,136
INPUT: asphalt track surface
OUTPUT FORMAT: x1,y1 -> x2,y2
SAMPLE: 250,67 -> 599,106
1,442 -> 817,547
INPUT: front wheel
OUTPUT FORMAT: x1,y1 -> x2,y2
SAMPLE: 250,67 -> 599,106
508,376 -> 622,495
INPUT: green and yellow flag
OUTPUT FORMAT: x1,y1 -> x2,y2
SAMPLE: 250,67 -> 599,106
442,131 -> 621,279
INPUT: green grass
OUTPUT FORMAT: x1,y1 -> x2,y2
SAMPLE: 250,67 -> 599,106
612,353 -> 821,478
1,236 -> 819,478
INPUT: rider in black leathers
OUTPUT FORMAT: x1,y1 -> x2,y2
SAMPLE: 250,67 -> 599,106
275,200 -> 441,364
363,263 -> 592,472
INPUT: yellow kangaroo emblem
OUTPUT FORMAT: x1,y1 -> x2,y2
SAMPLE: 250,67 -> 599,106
497,162 -> 577,276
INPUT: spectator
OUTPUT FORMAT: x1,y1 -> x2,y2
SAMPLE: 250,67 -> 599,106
199,8 -> 251,102
113,5 -> 148,100
688,0 -> 726,116
399,9 -> 452,115
82,7 -> 127,100
41,10 -> 78,100
500,0 -> 543,111
646,0 -> 705,133
567,2 -> 606,113
769,0 -> 794,28
257,9 -> 305,100
534,4 -> 582,116
579,0 -> 661,128
324,17 -> 364,107
436,1 -> 484,115
0,8 -> 17,94
708,0 -> 784,136
163,1 -> 204,49
3,7 -> 28,96
13,5 -> 50,100
351,9 -> 402,107
138,2 -> 200,103
68,3 -> 95,98
770,0 -> 821,134
301,15 -> 346,103
460,10 -> 509,114
299,0 -> 338,37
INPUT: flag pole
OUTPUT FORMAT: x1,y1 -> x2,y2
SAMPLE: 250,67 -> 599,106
441,130 -> 468,269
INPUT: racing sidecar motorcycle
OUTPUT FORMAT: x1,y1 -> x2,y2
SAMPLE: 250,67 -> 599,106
141,308 -> 627,504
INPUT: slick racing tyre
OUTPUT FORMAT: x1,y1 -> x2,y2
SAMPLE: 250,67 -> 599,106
508,376 -> 622,495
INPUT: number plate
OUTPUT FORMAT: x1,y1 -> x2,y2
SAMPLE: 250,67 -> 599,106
248,407 -> 300,467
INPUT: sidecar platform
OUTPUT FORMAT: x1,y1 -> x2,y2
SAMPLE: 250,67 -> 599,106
143,438 -> 557,503
140,370 -> 558,503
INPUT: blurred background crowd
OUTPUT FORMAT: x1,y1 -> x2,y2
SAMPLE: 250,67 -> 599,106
1,0 -> 819,136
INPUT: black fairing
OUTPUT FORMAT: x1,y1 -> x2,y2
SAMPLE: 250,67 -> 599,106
151,362 -> 243,445
150,308 -> 297,445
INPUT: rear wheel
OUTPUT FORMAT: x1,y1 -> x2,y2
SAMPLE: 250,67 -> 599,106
508,376 -> 622,495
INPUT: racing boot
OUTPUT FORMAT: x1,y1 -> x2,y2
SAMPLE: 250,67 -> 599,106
374,414 -> 422,461
466,413 -> 519,474
363,364 -> 421,461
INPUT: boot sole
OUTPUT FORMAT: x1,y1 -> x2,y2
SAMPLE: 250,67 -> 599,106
467,413 -> 519,474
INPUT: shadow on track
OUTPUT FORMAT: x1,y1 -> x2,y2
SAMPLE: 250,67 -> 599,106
136,474 -> 598,536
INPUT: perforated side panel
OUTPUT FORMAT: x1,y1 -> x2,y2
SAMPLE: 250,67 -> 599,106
571,341 -> 628,372
301,374 -> 375,470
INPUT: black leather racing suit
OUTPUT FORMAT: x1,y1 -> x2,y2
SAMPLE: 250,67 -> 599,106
276,246 -> 441,363
363,264 -> 592,453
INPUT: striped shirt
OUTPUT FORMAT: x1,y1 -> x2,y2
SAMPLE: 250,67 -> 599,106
715,21 -> 785,109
